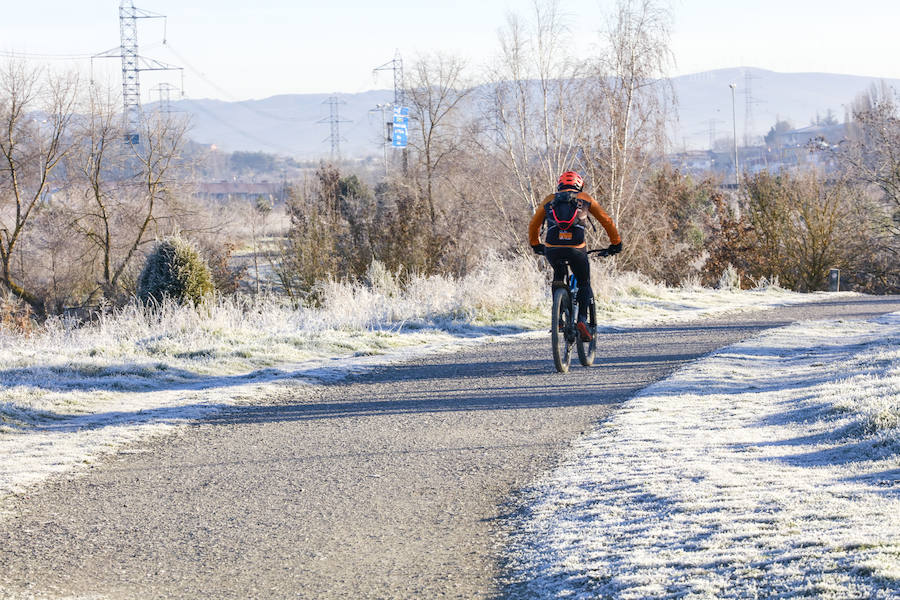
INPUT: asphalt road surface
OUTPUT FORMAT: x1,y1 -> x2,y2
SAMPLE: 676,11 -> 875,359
1,295 -> 899,599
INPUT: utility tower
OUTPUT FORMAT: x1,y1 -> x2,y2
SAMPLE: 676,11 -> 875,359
707,118 -> 724,150
94,2 -> 183,143
319,96 -> 350,160
372,51 -> 408,174
369,103 -> 393,177
119,1 -> 145,141
742,70 -> 763,147
152,82 -> 179,114
374,50 -> 405,107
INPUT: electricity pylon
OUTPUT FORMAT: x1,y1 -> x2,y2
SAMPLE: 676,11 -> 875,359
374,50 -> 405,107
93,1 -> 183,143
319,95 -> 350,161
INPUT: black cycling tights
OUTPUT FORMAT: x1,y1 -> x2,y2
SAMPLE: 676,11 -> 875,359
545,246 -> 593,320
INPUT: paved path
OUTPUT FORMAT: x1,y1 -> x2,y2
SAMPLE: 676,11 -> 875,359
1,296 -> 899,599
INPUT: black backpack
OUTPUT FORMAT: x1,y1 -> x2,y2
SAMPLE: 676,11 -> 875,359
545,191 -> 585,246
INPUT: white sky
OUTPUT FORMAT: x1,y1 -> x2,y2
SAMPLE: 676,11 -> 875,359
1,1 -> 898,102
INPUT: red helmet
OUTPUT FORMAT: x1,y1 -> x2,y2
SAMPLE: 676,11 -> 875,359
557,171 -> 584,191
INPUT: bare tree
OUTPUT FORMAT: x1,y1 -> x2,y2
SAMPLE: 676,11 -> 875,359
479,0 -> 675,263
405,52 -> 474,234
485,0 -> 588,213
840,86 -> 900,244
581,0 -> 674,232
64,85 -> 126,303
64,89 -> 192,305
0,61 -> 78,314
832,84 -> 900,291
781,173 -> 858,291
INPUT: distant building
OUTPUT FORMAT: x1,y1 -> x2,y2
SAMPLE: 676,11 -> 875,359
668,150 -> 716,176
776,123 -> 847,149
196,181 -> 285,204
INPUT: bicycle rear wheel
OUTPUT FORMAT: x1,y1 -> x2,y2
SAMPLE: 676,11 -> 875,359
551,286 -> 573,373
577,301 -> 597,366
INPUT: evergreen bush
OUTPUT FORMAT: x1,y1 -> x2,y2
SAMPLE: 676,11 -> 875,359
137,237 -> 215,305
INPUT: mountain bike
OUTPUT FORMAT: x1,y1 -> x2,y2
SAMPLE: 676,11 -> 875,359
550,248 -> 610,373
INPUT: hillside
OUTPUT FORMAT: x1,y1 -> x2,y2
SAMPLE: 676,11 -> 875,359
170,90 -> 394,160
168,67 -> 900,159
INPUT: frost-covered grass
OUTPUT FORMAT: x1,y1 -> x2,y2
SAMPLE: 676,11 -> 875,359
504,312 -> 900,599
0,256 -> 849,498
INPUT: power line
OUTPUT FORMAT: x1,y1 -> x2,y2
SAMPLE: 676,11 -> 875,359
372,51 -> 408,174
0,50 -> 96,61
179,98 -> 296,155
162,42 -> 310,123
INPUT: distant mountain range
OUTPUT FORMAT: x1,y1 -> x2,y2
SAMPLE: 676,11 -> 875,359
164,67 -> 900,159
670,67 -> 900,151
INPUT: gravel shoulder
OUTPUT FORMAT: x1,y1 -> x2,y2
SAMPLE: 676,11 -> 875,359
1,295 -> 898,599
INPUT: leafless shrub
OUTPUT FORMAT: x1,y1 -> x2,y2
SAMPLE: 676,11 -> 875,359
628,167 -> 716,285
702,192 -> 758,289
706,170 -> 868,291
274,172 -> 341,302
0,293 -> 34,335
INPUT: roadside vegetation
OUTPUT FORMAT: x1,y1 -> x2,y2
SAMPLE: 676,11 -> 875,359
0,0 -> 897,331
0,253 -> 829,438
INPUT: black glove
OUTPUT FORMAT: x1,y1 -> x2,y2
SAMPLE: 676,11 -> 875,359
607,242 -> 622,256
531,243 -> 545,255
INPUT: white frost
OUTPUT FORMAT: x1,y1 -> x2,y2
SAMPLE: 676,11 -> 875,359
0,257 -> 855,502
505,313 -> 900,598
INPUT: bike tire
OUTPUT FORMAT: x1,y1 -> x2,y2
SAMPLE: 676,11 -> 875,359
551,286 -> 573,373
577,301 -> 597,367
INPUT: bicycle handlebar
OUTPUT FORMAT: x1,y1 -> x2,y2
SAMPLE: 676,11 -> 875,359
536,247 -> 616,257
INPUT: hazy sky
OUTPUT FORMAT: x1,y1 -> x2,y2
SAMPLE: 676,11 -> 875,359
2,0 -> 898,102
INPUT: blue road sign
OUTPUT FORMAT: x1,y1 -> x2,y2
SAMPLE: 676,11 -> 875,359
392,127 -> 408,147
391,106 -> 409,148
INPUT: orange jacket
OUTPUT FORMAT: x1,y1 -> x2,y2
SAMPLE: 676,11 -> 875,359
528,191 -> 621,249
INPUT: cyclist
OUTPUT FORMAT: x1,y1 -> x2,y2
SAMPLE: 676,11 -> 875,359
528,171 -> 622,342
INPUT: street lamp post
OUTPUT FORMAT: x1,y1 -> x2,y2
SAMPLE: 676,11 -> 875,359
729,83 -> 739,191
372,102 -> 393,178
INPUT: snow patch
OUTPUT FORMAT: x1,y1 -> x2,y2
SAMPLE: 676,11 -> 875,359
504,312 -> 900,598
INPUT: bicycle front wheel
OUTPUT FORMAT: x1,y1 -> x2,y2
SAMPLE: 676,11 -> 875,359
551,286 -> 573,373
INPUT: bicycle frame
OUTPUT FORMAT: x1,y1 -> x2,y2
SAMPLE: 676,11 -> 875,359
548,250 -> 602,372
568,273 -> 580,320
